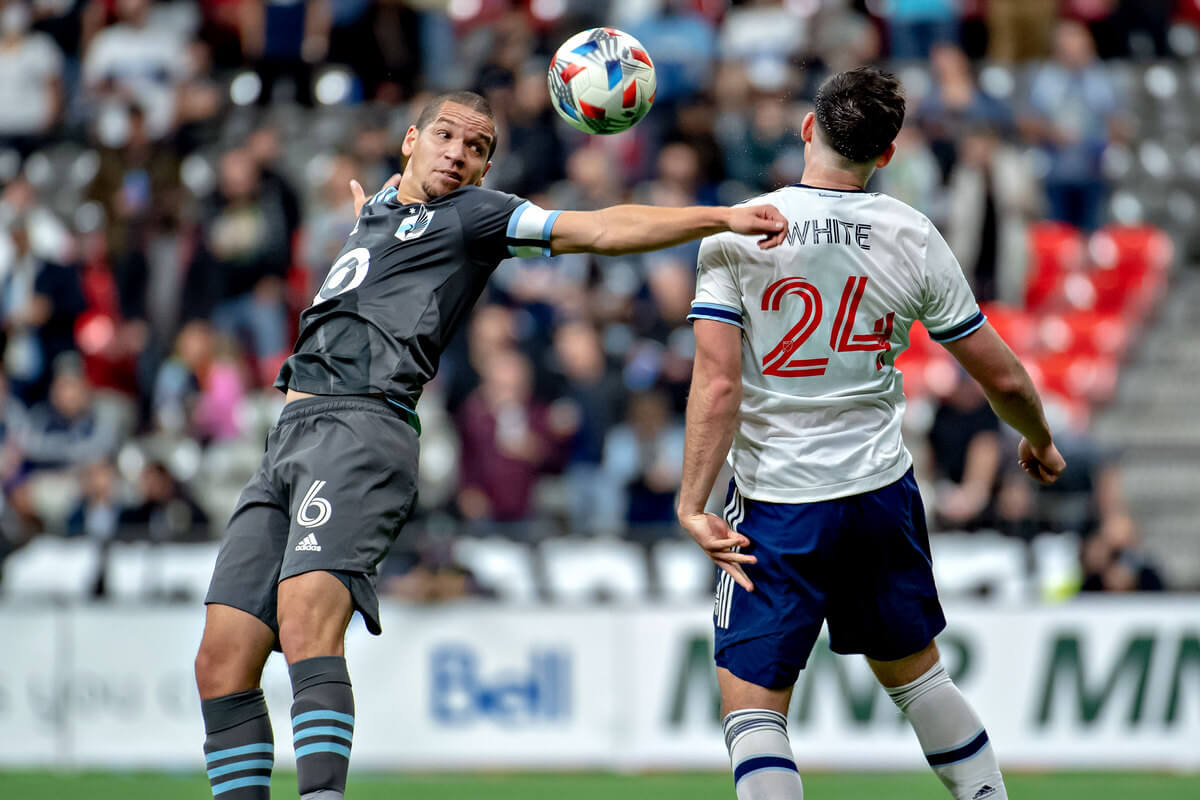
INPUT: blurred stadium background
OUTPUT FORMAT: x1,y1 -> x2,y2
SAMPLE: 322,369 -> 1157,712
0,0 -> 1198,797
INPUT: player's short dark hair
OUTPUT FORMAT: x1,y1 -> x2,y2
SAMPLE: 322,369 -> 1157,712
813,68 -> 906,164
414,91 -> 498,158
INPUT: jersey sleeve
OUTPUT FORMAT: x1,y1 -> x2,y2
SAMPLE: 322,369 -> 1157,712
688,235 -> 744,329
919,220 -> 986,344
459,186 -> 562,261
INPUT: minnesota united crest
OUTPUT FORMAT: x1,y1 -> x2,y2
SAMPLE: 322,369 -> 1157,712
395,205 -> 435,242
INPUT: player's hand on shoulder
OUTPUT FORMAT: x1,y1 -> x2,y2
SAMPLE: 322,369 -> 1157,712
728,204 -> 788,250
677,511 -> 757,592
350,173 -> 403,218
1017,438 -> 1066,485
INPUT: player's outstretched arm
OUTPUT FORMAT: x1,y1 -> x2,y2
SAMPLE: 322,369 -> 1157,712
678,319 -> 757,591
549,204 -> 787,257
942,322 -> 1066,485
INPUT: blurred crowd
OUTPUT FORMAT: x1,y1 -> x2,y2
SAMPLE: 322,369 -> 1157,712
0,0 -> 1185,598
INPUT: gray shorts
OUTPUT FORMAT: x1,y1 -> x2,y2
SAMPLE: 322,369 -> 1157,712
205,396 -> 419,642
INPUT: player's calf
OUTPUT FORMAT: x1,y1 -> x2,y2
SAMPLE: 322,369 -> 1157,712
883,660 -> 1007,800
723,709 -> 804,800
277,572 -> 357,800
196,605 -> 278,798
290,656 -> 355,800
202,689 -> 274,799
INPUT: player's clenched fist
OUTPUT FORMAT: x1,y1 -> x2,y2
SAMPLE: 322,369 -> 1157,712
678,512 -> 757,592
1017,437 -> 1066,485
728,204 -> 788,250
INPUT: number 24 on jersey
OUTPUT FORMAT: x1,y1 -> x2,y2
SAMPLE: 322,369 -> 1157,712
761,275 -> 895,377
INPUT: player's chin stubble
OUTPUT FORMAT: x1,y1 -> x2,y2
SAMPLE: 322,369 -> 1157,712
421,174 -> 463,200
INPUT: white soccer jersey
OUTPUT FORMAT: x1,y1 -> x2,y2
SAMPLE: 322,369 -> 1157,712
689,184 -> 984,503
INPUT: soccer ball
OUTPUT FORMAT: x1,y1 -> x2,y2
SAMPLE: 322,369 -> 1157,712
548,27 -> 657,135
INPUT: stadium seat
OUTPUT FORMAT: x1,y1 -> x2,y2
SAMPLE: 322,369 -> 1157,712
929,532 -> 1029,603
979,304 -> 1036,356
1030,353 -> 1118,404
540,539 -> 650,604
652,540 -> 715,602
153,543 -> 221,602
1089,226 -> 1172,304
905,320 -> 936,357
105,541 -> 155,601
453,538 -> 540,603
1,537 -> 101,601
1036,311 -> 1129,359
1025,222 -> 1085,310
1031,532 -> 1082,601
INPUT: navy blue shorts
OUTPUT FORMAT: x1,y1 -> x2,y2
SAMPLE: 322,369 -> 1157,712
713,469 -> 946,689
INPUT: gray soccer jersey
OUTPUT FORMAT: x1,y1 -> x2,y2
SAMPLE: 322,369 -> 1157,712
274,184 -> 560,411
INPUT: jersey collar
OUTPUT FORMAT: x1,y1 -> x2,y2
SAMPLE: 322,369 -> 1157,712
791,182 -> 870,194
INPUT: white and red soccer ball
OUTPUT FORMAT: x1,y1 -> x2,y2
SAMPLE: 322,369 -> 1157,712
548,27 -> 657,135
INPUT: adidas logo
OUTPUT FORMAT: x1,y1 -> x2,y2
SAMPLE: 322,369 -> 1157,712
972,786 -> 997,799
294,533 -> 322,552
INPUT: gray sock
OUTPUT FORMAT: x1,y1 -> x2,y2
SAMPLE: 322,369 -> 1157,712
290,656 -> 354,798
201,689 -> 273,799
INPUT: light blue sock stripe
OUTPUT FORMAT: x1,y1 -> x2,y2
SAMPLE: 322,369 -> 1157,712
206,743 -> 274,763
207,759 -> 274,779
211,775 -> 272,795
292,709 -> 355,727
293,726 -> 354,744
295,741 -> 351,760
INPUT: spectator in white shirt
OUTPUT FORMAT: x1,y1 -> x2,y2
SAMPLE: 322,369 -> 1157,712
82,0 -> 186,141
0,0 -> 64,155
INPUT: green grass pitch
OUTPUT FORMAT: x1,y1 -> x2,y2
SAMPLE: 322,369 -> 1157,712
2,771 -> 1199,800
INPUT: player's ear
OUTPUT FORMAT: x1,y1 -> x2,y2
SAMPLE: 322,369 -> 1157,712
875,141 -> 897,169
401,125 -> 419,158
800,112 -> 815,144
475,161 -> 492,185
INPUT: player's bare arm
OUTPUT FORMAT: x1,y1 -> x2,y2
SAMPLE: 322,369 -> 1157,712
549,203 -> 787,256
678,318 -> 757,592
942,322 -> 1066,485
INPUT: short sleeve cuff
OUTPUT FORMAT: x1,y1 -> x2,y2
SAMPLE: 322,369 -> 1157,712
506,201 -> 561,258
929,310 -> 987,343
688,302 -> 744,329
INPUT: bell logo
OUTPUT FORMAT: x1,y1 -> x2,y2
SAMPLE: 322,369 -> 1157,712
431,645 -> 571,726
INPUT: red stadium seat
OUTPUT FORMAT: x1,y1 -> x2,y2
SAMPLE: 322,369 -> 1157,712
1030,353 -> 1118,405
906,320 -> 936,357
1082,264 -> 1164,319
1025,222 -> 1085,310
1036,310 -> 1130,360
1088,225 -> 1173,278
979,303 -> 1036,356
896,351 -> 959,402
895,350 -> 930,400
1080,226 -> 1171,320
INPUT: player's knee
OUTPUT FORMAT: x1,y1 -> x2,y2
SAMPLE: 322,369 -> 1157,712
194,642 -> 227,698
277,574 -> 351,661
194,638 -> 254,698
277,612 -> 344,662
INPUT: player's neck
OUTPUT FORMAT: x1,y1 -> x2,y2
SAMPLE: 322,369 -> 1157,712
797,163 -> 870,192
395,173 -> 431,206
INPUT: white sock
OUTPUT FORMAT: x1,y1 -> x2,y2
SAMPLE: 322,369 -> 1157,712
885,661 -> 1007,800
723,709 -> 803,800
